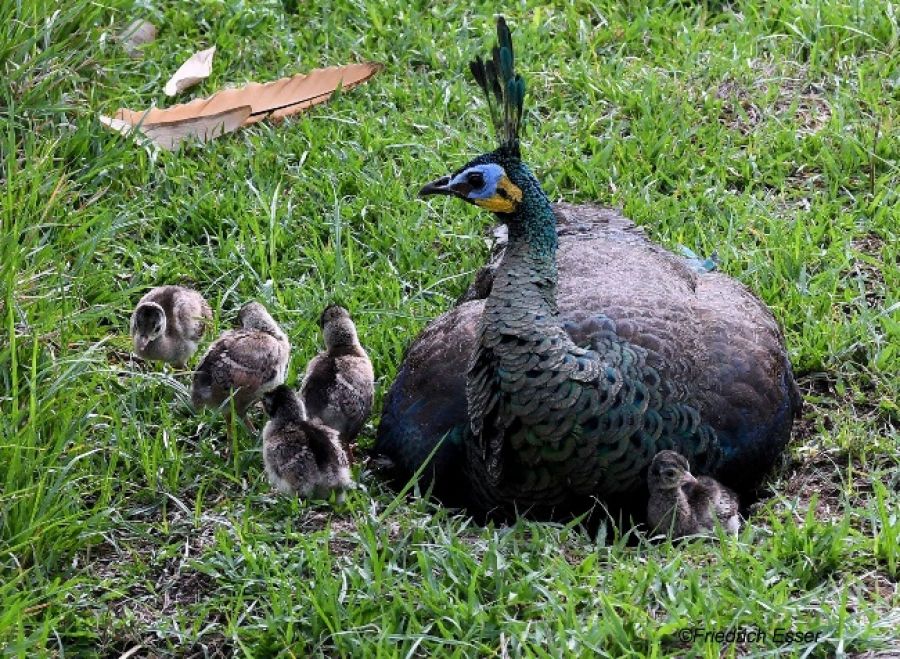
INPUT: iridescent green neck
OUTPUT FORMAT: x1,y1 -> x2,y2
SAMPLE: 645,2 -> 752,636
504,162 -> 558,260
489,162 -> 559,313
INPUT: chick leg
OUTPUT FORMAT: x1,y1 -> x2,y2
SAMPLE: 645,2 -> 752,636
241,414 -> 257,435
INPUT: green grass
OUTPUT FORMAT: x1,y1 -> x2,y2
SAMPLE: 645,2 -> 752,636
1,0 -> 897,655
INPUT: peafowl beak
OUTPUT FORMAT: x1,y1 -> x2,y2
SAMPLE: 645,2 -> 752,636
418,175 -> 457,198
681,472 -> 698,486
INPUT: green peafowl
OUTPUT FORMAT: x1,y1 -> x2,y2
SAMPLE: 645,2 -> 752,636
374,17 -> 801,520
647,450 -> 741,538
262,385 -> 352,501
191,301 -> 290,432
130,285 -> 212,369
300,304 -> 374,455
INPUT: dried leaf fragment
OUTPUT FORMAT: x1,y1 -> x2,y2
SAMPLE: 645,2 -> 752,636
100,106 -> 251,150
164,46 -> 217,97
115,62 -> 382,127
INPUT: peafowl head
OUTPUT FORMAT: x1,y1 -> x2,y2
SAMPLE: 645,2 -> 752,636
648,450 -> 698,492
131,302 -> 166,352
420,151 -> 526,215
319,303 -> 360,349
420,17 -> 540,221
262,384 -> 306,421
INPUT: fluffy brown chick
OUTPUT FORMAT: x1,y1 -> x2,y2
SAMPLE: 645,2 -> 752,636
191,301 -> 290,431
261,385 -> 352,500
130,286 -> 212,368
300,305 -> 374,454
647,450 -> 741,538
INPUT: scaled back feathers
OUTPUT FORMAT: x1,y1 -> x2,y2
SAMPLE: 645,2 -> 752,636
469,16 -> 525,157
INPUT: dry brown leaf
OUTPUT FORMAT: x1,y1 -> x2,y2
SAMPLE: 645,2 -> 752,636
98,115 -> 136,137
114,62 -> 382,127
164,46 -> 216,97
100,106 -> 251,150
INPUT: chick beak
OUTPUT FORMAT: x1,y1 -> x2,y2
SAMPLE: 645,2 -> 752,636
418,175 -> 455,198
681,472 -> 698,486
136,336 -> 149,352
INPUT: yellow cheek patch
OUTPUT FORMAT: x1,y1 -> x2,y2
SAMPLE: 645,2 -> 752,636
498,176 -> 523,202
475,196 -> 518,213
473,176 -> 523,213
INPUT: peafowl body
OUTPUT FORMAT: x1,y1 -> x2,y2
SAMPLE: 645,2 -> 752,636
374,18 -> 801,519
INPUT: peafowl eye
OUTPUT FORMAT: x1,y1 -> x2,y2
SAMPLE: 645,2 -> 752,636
467,171 -> 485,188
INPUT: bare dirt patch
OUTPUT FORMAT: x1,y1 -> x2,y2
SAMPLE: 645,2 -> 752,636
81,506 -> 229,653
714,59 -> 832,136
758,372 -> 895,524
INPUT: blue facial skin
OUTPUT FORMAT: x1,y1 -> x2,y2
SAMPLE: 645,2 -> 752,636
449,163 -> 507,200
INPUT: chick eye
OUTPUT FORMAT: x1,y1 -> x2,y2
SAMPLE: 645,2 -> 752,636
466,171 -> 485,189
